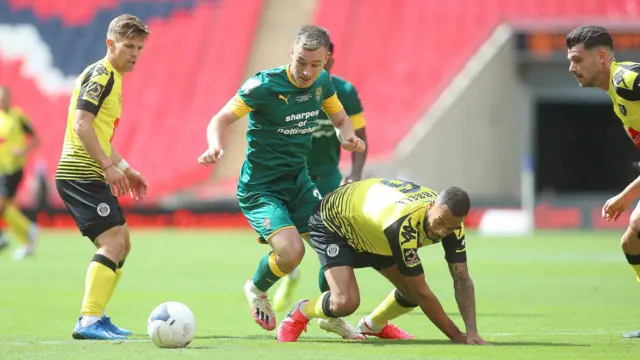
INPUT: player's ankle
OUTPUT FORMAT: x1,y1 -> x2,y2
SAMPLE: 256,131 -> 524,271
80,315 -> 101,327
245,278 -> 266,296
361,316 -> 384,332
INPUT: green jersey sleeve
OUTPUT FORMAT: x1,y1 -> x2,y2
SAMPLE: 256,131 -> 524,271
320,70 -> 337,100
237,75 -> 269,110
340,82 -> 364,116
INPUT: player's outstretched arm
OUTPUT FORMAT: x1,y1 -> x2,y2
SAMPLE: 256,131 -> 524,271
198,98 -> 242,166
74,110 -> 129,196
328,109 -> 365,153
449,262 -> 487,344
345,126 -> 367,183
403,274 -> 466,343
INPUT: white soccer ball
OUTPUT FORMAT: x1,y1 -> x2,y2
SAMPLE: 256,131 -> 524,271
147,301 -> 196,348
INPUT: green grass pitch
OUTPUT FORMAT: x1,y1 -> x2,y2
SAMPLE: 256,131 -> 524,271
1,229 -> 639,359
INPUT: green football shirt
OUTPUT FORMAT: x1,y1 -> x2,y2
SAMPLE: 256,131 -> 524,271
307,75 -> 365,176
229,66 -> 343,188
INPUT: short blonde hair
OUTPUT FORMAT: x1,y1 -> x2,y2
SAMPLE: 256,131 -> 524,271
294,25 -> 330,51
107,14 -> 150,40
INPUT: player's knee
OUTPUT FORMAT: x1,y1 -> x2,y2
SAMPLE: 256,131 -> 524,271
330,291 -> 360,317
629,213 -> 640,234
622,227 -> 640,254
395,289 -> 419,307
275,240 -> 305,273
95,226 -> 127,260
122,228 -> 132,259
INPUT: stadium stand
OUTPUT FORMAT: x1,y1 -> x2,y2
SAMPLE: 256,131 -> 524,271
313,0 -> 638,162
1,0 -> 637,208
0,0 -> 264,206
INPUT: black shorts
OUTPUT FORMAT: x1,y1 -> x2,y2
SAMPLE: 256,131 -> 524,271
56,180 -> 126,241
0,170 -> 24,199
308,206 -> 395,272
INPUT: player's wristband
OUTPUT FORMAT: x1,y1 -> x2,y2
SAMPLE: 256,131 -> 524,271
116,159 -> 130,172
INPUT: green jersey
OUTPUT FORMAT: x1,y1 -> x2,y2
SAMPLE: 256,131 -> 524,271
230,66 -> 342,188
307,75 -> 365,176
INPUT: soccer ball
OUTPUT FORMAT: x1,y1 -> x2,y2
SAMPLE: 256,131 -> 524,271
147,301 -> 196,348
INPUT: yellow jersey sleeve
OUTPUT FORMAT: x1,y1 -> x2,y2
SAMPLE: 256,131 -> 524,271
321,93 -> 344,116
440,224 -> 466,263
225,95 -> 253,118
383,209 -> 424,276
349,112 -> 366,130
76,64 -> 114,116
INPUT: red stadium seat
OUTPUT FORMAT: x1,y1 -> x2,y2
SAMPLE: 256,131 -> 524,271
1,0 -> 265,206
313,0 -> 640,162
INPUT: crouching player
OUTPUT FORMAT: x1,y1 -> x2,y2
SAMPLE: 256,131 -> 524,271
277,178 -> 488,344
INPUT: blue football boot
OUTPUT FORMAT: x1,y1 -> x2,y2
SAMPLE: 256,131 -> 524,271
72,316 -> 126,340
101,316 -> 132,336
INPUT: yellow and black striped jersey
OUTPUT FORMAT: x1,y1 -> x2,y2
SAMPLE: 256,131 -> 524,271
319,178 -> 467,276
608,61 -> 640,147
55,58 -> 122,182
0,106 -> 35,174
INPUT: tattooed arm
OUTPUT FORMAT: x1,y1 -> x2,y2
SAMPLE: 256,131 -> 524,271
448,262 -> 487,344
442,229 -> 487,345
449,262 -> 477,332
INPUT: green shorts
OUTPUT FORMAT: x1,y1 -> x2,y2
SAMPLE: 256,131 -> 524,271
238,171 -> 322,242
310,167 -> 342,196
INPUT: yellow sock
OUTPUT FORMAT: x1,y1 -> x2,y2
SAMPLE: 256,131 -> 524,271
4,204 -> 32,245
367,289 -> 417,328
301,292 -> 331,319
105,262 -> 125,308
81,254 -> 117,316
625,253 -> 640,284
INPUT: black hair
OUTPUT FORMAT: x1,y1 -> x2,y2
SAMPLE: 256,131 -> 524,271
436,186 -> 470,218
565,25 -> 613,50
329,42 -> 334,54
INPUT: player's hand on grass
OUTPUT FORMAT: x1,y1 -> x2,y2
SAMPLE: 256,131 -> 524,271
602,192 -> 634,221
451,332 -> 468,344
341,135 -> 365,153
198,147 -> 224,166
465,332 -> 488,345
104,165 -> 130,197
124,168 -> 148,201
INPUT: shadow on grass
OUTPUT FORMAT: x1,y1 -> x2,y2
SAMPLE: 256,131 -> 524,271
187,335 -> 587,348
400,312 -> 547,318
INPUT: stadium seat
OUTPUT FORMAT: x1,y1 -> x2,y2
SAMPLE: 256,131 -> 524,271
0,0 -> 264,206
313,0 -> 640,161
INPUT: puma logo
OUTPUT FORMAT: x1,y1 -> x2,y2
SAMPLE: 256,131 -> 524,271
279,94 -> 289,104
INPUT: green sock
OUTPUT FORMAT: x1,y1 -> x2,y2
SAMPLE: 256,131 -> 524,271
252,251 -> 286,292
319,267 -> 330,292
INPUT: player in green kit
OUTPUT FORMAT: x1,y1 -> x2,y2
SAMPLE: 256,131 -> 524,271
273,42 -> 369,322
308,41 -> 368,194
198,25 -> 366,333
